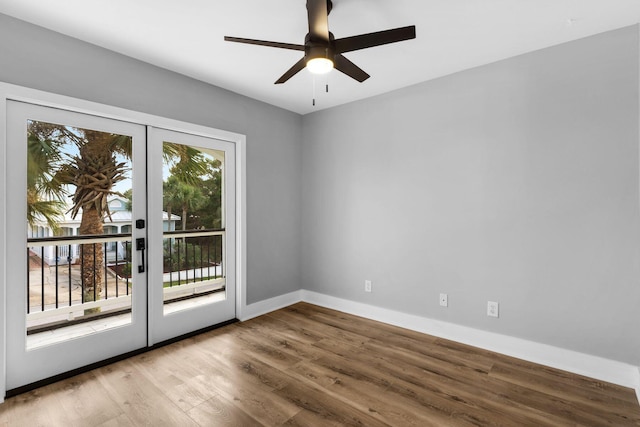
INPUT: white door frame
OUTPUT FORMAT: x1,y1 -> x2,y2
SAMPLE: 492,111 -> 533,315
0,82 -> 248,402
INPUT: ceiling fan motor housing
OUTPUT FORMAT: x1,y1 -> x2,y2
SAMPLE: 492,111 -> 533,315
305,33 -> 335,65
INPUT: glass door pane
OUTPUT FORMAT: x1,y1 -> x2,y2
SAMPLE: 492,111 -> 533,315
161,142 -> 226,314
25,121 -> 135,348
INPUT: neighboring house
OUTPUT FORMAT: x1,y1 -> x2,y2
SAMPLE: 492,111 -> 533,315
28,196 -> 180,265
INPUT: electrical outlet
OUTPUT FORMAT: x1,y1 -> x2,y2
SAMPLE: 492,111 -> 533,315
365,280 -> 372,292
487,301 -> 499,318
439,293 -> 448,307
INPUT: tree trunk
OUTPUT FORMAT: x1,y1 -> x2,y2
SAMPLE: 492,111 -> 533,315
79,206 -> 103,313
181,207 -> 188,258
75,130 -> 115,315
182,207 -> 187,231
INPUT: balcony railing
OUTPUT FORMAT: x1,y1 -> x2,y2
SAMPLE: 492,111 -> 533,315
162,229 -> 225,303
26,228 -> 225,333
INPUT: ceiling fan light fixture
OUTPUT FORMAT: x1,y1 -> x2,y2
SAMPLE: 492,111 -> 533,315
306,57 -> 334,74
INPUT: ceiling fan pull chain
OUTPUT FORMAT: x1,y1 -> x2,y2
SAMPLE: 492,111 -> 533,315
312,75 -> 316,106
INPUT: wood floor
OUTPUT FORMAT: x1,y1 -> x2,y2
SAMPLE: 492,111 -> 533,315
1,302 -> 639,426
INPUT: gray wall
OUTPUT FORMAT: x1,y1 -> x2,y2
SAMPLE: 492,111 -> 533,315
0,13 -> 303,305
2,12 -> 639,366
302,26 -> 640,365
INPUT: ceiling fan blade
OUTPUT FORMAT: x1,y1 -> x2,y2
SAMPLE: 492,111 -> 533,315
334,25 -> 416,54
224,36 -> 304,51
307,0 -> 330,42
334,54 -> 370,82
275,57 -> 307,84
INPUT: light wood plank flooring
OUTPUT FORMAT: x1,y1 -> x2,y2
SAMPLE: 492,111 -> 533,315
1,302 -> 639,426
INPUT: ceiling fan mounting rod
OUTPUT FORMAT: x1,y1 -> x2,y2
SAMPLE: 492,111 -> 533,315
324,0 -> 333,15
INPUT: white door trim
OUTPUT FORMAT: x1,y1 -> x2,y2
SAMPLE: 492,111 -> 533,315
0,81 -> 247,402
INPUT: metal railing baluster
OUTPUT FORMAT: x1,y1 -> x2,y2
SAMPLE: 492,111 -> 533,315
68,245 -> 72,307
168,238 -> 173,288
213,237 -> 218,279
93,244 -> 97,302
115,247 -> 119,298
207,237 -> 211,279
104,242 -> 108,300
185,238 -> 189,283
26,248 -> 30,314
220,235 -> 224,279
190,239 -> 194,283
41,246 -> 45,312
81,245 -> 85,303
177,239 -> 181,286
126,240 -> 130,295
55,245 -> 59,309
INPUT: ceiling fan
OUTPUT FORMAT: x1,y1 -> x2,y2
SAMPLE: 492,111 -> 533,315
224,0 -> 416,84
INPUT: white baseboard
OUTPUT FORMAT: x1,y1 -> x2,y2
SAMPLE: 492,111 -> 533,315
300,290 -> 640,396
238,290 -> 302,321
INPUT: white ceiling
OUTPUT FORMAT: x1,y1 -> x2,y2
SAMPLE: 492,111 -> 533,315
1,0 -> 640,115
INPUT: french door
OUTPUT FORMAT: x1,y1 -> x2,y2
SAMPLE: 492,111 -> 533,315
147,127 -> 235,345
5,101 -> 236,391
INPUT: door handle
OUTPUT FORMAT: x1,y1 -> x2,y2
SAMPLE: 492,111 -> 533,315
136,238 -> 146,273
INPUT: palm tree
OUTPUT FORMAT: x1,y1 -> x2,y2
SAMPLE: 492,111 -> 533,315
163,175 -> 206,232
63,130 -> 130,307
198,158 -> 223,229
27,123 -> 209,311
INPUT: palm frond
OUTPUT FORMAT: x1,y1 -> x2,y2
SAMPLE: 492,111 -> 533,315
109,134 -> 133,158
27,134 -> 68,200
27,198 -> 65,233
163,143 -> 209,185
